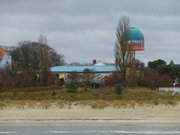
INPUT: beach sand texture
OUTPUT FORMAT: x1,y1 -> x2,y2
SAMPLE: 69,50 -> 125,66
0,104 -> 180,123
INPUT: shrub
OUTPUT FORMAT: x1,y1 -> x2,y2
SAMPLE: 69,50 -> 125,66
51,90 -> 57,96
114,84 -> 124,95
65,82 -> 78,93
0,102 -> 6,110
167,100 -> 177,106
104,73 -> 122,86
153,100 -> 159,106
138,69 -> 173,89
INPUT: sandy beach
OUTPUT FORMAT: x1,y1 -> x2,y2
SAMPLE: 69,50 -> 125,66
0,104 -> 180,123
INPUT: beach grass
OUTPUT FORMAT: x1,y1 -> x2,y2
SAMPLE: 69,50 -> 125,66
0,86 -> 179,109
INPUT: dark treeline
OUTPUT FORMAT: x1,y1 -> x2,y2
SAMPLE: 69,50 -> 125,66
104,58 -> 178,89
148,59 -> 180,79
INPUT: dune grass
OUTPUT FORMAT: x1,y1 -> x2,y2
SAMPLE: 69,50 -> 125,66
0,86 -> 179,109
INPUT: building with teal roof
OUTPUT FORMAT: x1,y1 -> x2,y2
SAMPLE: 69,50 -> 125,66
49,63 -> 117,85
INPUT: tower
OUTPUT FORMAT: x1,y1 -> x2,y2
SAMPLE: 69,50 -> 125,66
126,27 -> 144,64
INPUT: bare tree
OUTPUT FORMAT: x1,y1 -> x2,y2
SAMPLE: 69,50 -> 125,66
38,35 -> 49,85
38,34 -> 48,45
114,16 -> 131,81
11,37 -> 64,86
11,41 -> 40,72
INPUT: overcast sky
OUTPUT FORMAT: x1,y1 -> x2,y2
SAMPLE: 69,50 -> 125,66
0,0 -> 179,64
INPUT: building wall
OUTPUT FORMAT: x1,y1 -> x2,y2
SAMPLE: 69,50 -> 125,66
51,72 -> 112,85
159,87 -> 180,94
0,51 -> 12,68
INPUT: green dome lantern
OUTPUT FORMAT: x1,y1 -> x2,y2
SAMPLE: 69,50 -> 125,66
127,27 -> 144,41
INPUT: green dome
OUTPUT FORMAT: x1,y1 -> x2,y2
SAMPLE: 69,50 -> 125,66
127,27 -> 144,41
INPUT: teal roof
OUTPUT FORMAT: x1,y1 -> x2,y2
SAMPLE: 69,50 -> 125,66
127,27 -> 144,41
50,65 -> 117,73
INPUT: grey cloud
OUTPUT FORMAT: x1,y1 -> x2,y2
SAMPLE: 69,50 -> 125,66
0,0 -> 179,64
0,0 -> 178,16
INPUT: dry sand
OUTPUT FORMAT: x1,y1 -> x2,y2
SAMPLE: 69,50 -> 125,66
0,104 -> 180,123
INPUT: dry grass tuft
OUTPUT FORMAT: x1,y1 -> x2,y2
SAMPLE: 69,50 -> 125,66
0,86 -> 179,109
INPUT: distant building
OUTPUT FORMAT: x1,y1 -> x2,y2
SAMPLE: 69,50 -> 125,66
0,46 -> 14,69
49,63 -> 117,84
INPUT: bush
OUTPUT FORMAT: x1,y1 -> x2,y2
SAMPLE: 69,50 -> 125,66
51,90 -> 57,96
65,82 -> 78,93
104,73 -> 122,86
114,84 -> 124,95
138,69 -> 173,89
